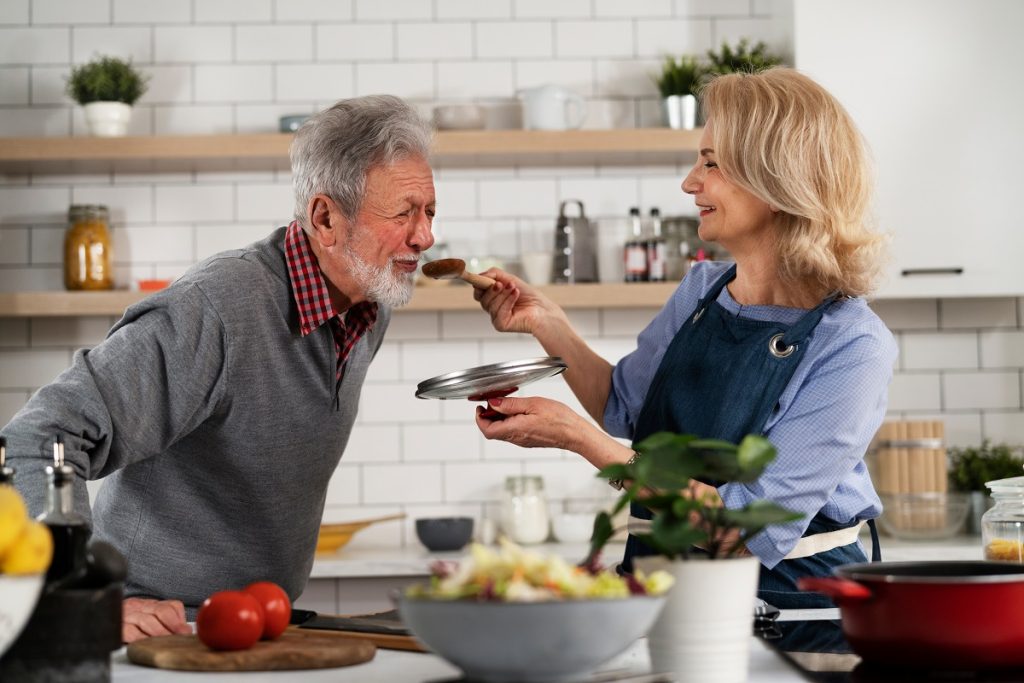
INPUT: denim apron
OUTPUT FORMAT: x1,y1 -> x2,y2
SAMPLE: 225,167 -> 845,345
621,264 -> 879,609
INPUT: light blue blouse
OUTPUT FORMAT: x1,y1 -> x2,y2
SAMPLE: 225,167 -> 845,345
603,261 -> 898,568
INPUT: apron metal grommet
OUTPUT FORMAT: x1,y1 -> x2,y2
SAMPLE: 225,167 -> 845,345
692,307 -> 706,323
769,333 -> 795,358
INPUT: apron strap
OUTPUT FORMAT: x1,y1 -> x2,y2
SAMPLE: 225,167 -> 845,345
779,291 -> 843,347
690,264 -> 737,321
867,518 -> 882,562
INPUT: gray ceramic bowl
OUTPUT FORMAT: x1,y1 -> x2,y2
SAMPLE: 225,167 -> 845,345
415,517 -> 474,552
396,595 -> 666,683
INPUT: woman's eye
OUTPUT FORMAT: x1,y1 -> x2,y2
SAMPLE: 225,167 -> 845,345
703,161 -> 718,169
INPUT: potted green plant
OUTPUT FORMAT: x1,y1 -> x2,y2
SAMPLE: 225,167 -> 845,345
703,38 -> 784,77
585,432 -> 801,683
65,56 -> 149,137
948,440 -> 1024,534
654,55 -> 703,130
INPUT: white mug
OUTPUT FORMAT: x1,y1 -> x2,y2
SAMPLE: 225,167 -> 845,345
517,85 -> 586,131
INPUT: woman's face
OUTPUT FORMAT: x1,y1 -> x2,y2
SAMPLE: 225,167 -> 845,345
681,123 -> 774,251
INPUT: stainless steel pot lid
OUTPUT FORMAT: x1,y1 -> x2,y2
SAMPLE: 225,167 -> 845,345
415,357 -> 567,400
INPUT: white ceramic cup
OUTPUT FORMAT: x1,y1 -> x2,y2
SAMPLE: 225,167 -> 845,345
521,251 -> 554,286
518,85 -> 586,131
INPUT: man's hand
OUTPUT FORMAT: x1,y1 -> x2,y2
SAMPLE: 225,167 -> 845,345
123,597 -> 193,643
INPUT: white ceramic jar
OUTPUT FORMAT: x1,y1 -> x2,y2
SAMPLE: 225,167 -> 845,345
501,476 -> 550,544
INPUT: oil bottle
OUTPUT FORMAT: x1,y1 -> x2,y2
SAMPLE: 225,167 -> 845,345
37,435 -> 91,584
0,436 -> 13,484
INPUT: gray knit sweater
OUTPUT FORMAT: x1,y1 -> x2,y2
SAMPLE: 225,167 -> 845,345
1,227 -> 390,610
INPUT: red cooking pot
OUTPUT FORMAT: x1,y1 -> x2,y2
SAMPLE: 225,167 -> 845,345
799,561 -> 1024,670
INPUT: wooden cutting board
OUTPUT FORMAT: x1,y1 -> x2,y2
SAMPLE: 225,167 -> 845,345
126,629 -> 376,671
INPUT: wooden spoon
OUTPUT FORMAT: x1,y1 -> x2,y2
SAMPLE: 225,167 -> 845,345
421,258 -> 496,289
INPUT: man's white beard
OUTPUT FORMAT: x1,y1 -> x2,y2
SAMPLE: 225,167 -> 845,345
347,249 -> 415,307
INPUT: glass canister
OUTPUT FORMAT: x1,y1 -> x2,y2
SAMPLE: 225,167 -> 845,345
64,204 -> 113,290
981,476 -> 1024,562
501,475 -> 550,545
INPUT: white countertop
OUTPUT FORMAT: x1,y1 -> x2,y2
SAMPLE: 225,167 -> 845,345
310,535 -> 983,579
111,536 -> 986,682
111,636 -> 800,682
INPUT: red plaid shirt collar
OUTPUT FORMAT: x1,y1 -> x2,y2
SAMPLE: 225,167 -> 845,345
284,221 -> 377,380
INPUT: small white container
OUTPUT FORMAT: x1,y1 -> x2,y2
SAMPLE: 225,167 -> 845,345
551,512 -> 593,544
501,476 -> 550,545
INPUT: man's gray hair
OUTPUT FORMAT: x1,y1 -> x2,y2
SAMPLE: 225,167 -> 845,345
290,95 -> 433,229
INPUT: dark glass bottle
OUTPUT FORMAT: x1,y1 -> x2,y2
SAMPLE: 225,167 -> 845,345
646,207 -> 667,282
624,207 -> 649,282
0,436 -> 13,485
37,435 -> 91,584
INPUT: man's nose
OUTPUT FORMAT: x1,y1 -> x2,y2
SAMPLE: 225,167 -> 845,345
409,210 -> 434,251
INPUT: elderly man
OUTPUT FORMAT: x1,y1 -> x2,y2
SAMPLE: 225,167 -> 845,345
1,95 -> 435,643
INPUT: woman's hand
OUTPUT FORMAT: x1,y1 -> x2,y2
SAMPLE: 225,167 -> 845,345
122,596 -> 193,643
474,269 -> 567,336
474,396 -> 589,451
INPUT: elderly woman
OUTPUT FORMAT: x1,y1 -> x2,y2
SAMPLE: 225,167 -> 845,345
473,67 -> 896,609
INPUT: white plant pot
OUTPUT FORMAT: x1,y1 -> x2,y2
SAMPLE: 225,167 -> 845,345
83,101 -> 133,137
662,94 -> 697,130
635,555 -> 760,683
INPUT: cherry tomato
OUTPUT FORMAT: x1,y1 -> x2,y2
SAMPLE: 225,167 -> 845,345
196,590 -> 265,651
243,581 -> 292,640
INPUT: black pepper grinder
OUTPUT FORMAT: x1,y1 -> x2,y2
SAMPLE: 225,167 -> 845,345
0,436 -> 13,484
37,434 -> 91,584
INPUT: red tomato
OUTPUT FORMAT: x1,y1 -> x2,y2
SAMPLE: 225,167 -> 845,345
196,590 -> 265,651
244,581 -> 292,640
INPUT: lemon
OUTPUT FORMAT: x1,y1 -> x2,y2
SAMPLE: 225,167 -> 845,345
1,520 -> 53,575
0,484 -> 29,559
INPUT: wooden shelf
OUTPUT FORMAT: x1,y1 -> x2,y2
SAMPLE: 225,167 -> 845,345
0,283 -> 677,318
0,129 -> 701,172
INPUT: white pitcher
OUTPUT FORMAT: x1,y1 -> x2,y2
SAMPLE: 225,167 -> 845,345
517,85 -> 586,130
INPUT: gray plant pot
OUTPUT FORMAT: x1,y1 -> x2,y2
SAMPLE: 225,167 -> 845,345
662,94 -> 697,130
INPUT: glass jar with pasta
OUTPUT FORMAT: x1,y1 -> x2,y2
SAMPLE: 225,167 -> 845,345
64,204 -> 113,290
981,476 -> 1024,562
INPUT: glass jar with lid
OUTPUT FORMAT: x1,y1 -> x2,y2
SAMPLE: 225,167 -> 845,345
981,476 -> 1024,562
64,204 -> 113,290
501,475 -> 550,545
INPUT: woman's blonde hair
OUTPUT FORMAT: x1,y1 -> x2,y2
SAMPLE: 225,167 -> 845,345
699,67 -> 886,297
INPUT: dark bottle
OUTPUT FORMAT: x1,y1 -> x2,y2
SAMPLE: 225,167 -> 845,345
37,435 -> 91,584
623,207 -> 649,282
646,207 -> 667,282
0,436 -> 13,484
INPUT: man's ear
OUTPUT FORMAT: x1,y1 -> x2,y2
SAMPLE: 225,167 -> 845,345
307,194 -> 340,247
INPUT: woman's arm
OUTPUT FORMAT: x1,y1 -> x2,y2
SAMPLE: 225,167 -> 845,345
475,270 -> 614,425
475,395 -> 632,471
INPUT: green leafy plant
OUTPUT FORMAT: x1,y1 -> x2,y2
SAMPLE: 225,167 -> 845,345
703,38 -> 784,77
65,56 -> 149,105
585,432 -> 802,564
654,55 -> 703,98
948,440 -> 1024,492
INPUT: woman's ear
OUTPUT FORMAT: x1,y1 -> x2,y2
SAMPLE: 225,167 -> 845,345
307,194 -> 338,247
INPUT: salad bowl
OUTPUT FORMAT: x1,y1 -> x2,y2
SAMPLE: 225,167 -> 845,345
397,594 -> 665,683
396,541 -> 671,683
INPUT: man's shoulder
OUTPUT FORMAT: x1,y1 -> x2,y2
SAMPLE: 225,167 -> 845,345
178,228 -> 288,300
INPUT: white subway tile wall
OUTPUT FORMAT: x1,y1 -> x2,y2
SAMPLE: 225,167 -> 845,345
2,1 -> 1022,555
